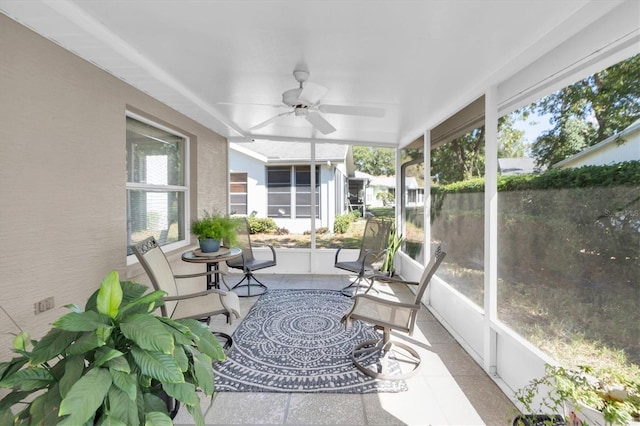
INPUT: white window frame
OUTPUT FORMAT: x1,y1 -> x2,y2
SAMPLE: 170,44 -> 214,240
126,112 -> 190,265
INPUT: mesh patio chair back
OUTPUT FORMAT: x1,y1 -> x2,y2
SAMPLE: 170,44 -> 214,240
226,218 -> 277,296
132,237 -> 240,321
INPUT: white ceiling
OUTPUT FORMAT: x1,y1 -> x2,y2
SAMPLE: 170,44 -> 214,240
0,0 -> 632,147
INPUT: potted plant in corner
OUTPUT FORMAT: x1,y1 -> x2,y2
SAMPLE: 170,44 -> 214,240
191,210 -> 238,253
380,224 -> 403,276
515,364 -> 640,425
0,270 -> 225,425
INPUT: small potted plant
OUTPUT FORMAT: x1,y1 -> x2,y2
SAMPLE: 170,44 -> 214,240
515,364 -> 640,425
0,270 -> 225,425
190,210 -> 238,252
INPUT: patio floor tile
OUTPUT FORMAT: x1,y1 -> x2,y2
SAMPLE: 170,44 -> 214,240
174,274 -> 517,425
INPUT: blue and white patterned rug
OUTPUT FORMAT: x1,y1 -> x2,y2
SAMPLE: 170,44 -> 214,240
213,289 -> 407,393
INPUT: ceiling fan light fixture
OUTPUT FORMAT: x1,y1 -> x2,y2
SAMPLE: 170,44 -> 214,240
292,69 -> 310,83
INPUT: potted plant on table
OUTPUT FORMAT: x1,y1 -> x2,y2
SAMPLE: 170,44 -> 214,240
191,210 -> 238,253
0,270 -> 225,425
515,364 -> 640,425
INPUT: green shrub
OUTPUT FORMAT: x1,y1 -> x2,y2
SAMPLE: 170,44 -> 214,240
350,210 -> 362,218
432,161 -> 640,195
246,216 -> 277,234
334,213 -> 355,234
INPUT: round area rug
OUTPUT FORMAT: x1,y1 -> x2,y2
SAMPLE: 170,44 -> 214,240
213,289 -> 407,393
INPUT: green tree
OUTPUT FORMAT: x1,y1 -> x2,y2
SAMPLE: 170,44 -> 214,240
529,54 -> 640,167
499,113 -> 527,158
430,114 -> 528,184
352,146 -> 395,176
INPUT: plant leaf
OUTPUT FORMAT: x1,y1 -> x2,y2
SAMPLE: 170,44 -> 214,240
30,329 -> 79,365
58,367 -> 112,425
120,281 -> 151,303
0,367 -> 54,391
0,389 -> 30,411
106,355 -> 131,373
94,348 -> 125,368
59,354 -> 85,398
144,411 -> 173,426
66,332 -> 105,355
97,270 -> 123,319
25,382 -> 63,425
142,392 -> 167,413
177,319 -> 225,361
121,315 -> 174,354
106,386 -> 139,426
130,347 -> 184,384
96,414 -> 128,426
193,352 -> 214,396
163,382 -> 198,406
0,356 -> 28,383
96,325 -> 112,343
53,311 -> 111,332
119,290 -> 166,317
172,345 -> 189,373
110,370 -> 137,401
12,332 -> 29,351
186,402 -> 205,426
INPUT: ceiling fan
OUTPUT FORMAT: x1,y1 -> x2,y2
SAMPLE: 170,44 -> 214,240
249,69 -> 385,135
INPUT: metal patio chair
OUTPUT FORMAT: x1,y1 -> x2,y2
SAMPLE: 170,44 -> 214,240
342,242 -> 447,380
226,217 -> 277,297
334,217 -> 392,296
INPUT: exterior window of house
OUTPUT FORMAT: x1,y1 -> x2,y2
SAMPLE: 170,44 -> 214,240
267,165 -> 319,218
126,115 -> 187,256
230,172 -> 248,215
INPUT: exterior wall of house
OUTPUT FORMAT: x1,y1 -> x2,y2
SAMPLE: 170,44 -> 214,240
554,126 -> 640,169
0,16 -> 228,363
230,149 -> 350,233
229,151 -> 268,217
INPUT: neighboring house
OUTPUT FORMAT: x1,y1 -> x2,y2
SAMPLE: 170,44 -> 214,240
553,120 -> 640,169
229,141 -> 355,233
498,157 -> 545,175
367,175 -> 424,208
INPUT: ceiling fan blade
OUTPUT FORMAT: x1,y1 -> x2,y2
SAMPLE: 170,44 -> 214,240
305,112 -> 336,135
298,82 -> 328,106
318,104 -> 385,117
249,111 -> 293,131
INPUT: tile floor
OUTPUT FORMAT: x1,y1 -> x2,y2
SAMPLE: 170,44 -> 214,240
173,274 -> 518,425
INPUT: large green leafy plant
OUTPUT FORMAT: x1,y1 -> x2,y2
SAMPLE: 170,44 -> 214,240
0,270 -> 225,425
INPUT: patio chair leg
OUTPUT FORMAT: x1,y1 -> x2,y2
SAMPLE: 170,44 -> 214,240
231,271 -> 268,297
351,334 -> 421,381
341,275 -> 379,297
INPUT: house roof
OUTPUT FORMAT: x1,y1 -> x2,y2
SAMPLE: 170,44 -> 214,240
369,176 -> 421,189
552,119 -> 640,168
498,158 -> 545,175
231,140 -> 350,164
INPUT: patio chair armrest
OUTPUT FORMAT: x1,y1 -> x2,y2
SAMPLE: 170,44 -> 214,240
174,270 -> 227,280
162,288 -> 227,301
352,294 -> 419,311
253,242 -> 277,261
334,246 -> 362,265
368,273 -> 419,286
